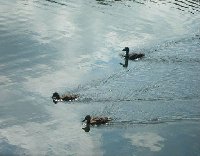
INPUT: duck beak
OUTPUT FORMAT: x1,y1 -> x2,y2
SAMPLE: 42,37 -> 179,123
122,48 -> 126,51
82,119 -> 86,122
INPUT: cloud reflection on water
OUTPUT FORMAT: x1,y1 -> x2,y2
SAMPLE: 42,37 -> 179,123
0,104 -> 103,155
0,0 -> 199,155
124,132 -> 165,152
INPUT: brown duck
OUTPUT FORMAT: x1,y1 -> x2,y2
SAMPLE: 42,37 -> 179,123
82,115 -> 111,125
122,47 -> 145,60
52,92 -> 78,104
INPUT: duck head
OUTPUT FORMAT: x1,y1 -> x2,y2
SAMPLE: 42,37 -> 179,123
82,115 -> 91,124
52,92 -> 60,100
122,47 -> 129,56
122,47 -> 129,52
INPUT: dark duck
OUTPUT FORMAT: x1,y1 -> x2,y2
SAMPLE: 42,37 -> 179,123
52,92 -> 78,104
82,115 -> 111,126
122,47 -> 145,60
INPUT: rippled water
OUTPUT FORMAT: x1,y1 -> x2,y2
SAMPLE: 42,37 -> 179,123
0,0 -> 200,155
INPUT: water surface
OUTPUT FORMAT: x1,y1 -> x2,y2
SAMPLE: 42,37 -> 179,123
0,0 -> 200,155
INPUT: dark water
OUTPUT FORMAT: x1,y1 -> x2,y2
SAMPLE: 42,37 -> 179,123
0,0 -> 200,155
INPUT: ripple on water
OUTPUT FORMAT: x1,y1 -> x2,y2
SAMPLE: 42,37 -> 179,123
94,0 -> 200,14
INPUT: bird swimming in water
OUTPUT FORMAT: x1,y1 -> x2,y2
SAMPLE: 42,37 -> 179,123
82,115 -> 111,125
52,92 -> 78,104
122,47 -> 145,60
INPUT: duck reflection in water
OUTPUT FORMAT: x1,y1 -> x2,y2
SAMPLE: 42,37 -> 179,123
120,56 -> 129,68
82,124 -> 90,132
82,115 -> 112,132
51,92 -> 78,104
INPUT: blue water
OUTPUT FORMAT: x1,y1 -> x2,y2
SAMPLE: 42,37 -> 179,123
0,0 -> 200,155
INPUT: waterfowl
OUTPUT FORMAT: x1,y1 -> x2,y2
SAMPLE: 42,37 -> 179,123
52,92 -> 78,104
82,115 -> 111,125
122,47 -> 145,60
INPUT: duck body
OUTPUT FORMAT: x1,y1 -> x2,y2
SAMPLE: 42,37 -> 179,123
128,53 -> 145,60
82,115 -> 111,125
52,92 -> 78,104
122,47 -> 145,60
61,94 -> 79,101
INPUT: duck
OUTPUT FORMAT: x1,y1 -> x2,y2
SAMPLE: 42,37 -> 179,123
122,47 -> 145,60
52,92 -> 78,104
82,115 -> 111,125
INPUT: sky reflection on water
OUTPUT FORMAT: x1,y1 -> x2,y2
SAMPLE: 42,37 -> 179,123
0,0 -> 200,155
